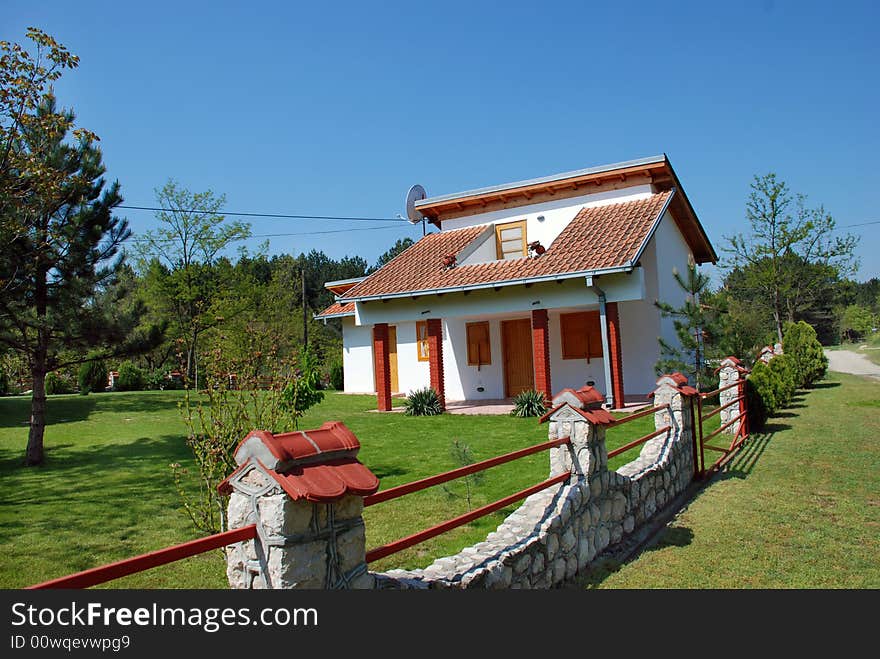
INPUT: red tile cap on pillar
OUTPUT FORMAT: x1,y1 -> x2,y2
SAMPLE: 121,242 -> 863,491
551,385 -> 605,410
651,372 -> 698,396
713,356 -> 750,375
218,421 -> 380,503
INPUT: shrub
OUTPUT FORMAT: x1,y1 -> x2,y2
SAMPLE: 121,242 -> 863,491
44,371 -> 73,395
77,359 -> 107,395
747,354 -> 797,428
145,369 -> 166,390
329,361 -> 344,391
510,389 -> 548,418
404,387 -> 443,416
281,347 -> 325,428
767,354 -> 796,408
116,361 -> 146,391
745,376 -> 769,431
783,321 -> 828,388
0,369 -> 7,396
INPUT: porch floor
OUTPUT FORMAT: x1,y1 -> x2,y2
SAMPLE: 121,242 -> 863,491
443,398 -> 651,416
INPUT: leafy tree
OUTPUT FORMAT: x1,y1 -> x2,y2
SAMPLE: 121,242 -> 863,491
0,88 -> 155,464
137,180 -> 252,385
838,304 -> 876,342
116,360 -> 146,391
370,237 -> 414,273
280,346 -> 325,428
655,261 -> 721,390
77,358 -> 107,395
724,173 -> 857,342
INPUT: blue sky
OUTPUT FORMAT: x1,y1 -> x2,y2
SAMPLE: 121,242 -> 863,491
4,0 -> 879,280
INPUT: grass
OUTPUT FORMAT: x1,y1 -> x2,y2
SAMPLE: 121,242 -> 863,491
0,390 -> 664,588
583,371 -> 880,588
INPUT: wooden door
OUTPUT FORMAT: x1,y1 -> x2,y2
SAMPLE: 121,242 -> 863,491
388,326 -> 399,393
502,318 -> 534,397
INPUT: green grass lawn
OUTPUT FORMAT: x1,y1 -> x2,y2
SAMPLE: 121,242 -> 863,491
584,371 -> 880,588
0,390 -> 665,588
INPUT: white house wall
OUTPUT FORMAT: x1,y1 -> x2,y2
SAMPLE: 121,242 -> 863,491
443,185 -> 655,258
393,321 -> 430,394
653,211 -> 694,352
547,309 -> 607,393
342,318 -> 374,393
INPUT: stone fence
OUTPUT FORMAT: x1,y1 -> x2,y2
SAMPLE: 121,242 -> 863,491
223,361 -> 747,589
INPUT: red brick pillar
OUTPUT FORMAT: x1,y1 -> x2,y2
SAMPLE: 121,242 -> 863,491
531,309 -> 551,401
373,323 -> 392,411
606,302 -> 625,408
427,318 -> 445,410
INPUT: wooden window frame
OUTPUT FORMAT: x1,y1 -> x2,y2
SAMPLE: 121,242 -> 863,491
494,220 -> 527,260
466,321 -> 492,367
416,321 -> 430,362
560,311 -> 603,361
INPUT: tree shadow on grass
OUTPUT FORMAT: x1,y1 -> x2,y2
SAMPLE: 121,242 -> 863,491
809,382 -> 841,390
0,395 -> 98,429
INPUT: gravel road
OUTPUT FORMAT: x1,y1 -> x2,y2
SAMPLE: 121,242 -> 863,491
825,349 -> 880,379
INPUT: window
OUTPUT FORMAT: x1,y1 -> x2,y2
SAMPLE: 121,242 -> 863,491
416,321 -> 430,362
560,311 -> 603,360
495,220 -> 527,260
466,321 -> 491,366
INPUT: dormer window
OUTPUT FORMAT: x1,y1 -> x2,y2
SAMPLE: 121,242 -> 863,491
495,220 -> 527,260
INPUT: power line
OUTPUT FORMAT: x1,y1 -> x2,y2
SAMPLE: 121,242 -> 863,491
117,204 -> 407,223
127,223 -> 408,243
839,219 -> 880,228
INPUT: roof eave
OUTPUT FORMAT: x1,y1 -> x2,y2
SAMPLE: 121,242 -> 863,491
342,264 -> 635,303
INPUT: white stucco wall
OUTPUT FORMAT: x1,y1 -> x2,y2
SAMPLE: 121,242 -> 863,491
342,318 -> 375,393
653,211 -> 694,350
442,185 -> 654,260
393,321 -> 430,394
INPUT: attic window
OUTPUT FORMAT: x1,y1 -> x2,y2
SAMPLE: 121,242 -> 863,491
495,220 -> 527,260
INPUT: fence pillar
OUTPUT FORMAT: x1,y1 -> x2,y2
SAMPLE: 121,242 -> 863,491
717,357 -> 746,436
652,373 -> 697,475
220,423 -> 379,589
758,346 -> 774,364
545,386 -> 615,480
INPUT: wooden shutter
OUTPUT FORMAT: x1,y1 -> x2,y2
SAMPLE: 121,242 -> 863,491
561,311 -> 603,360
466,321 -> 491,366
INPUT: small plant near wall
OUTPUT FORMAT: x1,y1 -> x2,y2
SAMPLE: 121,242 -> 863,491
442,440 -> 484,511
510,389 -> 548,417
404,387 -> 443,416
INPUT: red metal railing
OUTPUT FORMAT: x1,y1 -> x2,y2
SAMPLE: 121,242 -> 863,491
696,378 -> 749,477
364,437 -> 572,563
28,524 -> 257,590
605,404 -> 670,460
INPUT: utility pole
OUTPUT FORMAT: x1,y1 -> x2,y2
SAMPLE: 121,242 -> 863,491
302,266 -> 308,347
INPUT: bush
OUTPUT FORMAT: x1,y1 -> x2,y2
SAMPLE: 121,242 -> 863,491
77,359 -> 107,395
767,354 -> 796,408
745,376 -> 769,431
404,387 -> 443,416
0,369 -> 7,396
329,361 -> 344,391
44,371 -> 73,395
747,354 -> 797,428
116,361 -> 146,391
510,389 -> 548,418
145,369 -> 166,390
783,321 -> 828,388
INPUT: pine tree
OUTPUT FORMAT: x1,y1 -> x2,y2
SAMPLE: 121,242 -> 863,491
0,96 -> 156,465
655,261 -> 721,390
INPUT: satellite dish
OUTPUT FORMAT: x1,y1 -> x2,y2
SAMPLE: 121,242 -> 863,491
405,184 -> 427,224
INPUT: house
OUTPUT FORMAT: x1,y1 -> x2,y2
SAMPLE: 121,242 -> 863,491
316,155 -> 716,411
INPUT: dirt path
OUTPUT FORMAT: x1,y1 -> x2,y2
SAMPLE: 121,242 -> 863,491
825,349 -> 880,379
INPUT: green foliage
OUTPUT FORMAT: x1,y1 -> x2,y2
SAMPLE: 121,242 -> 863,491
783,321 -> 828,388
655,261 -> 723,389
838,304 -> 876,342
44,372 -> 72,395
176,341 -> 297,534
404,387 -> 443,416
510,389 -> 548,418
280,346 -> 326,428
329,361 -> 344,391
767,354 -> 797,408
745,376 -> 769,431
77,359 -> 107,395
724,173 -> 857,342
441,440 -> 485,511
0,369 -> 7,396
116,360 -> 146,391
748,354 -> 797,427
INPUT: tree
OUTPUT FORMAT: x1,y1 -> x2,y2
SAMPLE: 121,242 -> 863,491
838,304 -> 875,343
137,180 -> 252,384
370,237 -> 414,273
655,261 -> 721,390
724,173 -> 857,342
0,92 -> 154,464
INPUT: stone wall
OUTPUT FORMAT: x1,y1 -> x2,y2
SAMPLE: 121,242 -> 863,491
368,375 -> 695,589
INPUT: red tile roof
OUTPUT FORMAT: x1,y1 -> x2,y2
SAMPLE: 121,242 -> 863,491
316,301 -> 355,318
340,192 -> 672,300
217,422 -> 379,503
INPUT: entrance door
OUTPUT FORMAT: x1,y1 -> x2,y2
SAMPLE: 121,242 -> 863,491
388,325 -> 399,393
501,318 -> 534,397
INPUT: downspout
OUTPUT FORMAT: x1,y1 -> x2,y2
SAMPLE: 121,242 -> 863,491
587,276 -> 614,408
